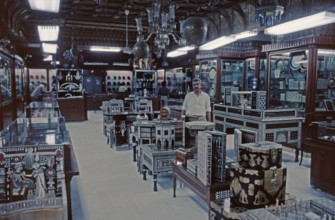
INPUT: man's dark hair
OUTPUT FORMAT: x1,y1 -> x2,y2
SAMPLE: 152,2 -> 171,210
193,78 -> 201,83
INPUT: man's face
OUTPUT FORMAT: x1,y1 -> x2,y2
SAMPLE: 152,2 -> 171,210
192,81 -> 201,92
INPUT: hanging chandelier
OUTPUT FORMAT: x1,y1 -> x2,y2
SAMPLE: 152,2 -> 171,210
134,0 -> 185,58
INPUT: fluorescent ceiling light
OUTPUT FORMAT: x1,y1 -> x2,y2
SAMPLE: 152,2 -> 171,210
83,62 -> 109,66
199,36 -> 236,50
42,43 -> 58,54
90,46 -> 121,52
38,26 -> 59,41
28,0 -> 60,13
167,45 -> 195,57
234,30 -> 258,40
167,50 -> 187,58
318,49 -> 335,55
264,11 -> 335,36
178,45 -> 196,51
113,62 -> 131,66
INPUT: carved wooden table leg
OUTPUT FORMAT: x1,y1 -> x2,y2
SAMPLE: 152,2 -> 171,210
143,166 -> 147,180
133,145 -> 137,162
153,174 -> 157,192
173,172 -> 176,198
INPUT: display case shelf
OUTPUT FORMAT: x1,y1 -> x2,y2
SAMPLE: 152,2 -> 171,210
133,70 -> 157,97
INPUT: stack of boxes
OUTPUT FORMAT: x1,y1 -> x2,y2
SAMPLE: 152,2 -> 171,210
230,141 -> 286,208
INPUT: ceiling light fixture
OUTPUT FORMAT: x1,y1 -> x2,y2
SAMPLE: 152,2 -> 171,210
264,11 -> 335,36
89,46 -> 122,52
135,1 -> 185,58
28,0 -> 60,13
38,26 -> 59,41
199,36 -> 236,51
42,43 -> 58,54
199,30 -> 258,51
167,45 -> 195,57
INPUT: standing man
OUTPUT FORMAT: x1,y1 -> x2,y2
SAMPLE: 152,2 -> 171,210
182,78 -> 211,122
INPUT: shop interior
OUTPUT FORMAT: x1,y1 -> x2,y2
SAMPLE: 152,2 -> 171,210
0,0 -> 335,219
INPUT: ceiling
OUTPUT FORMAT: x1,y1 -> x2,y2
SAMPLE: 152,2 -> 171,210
2,0 -> 335,69
1,0 -> 266,68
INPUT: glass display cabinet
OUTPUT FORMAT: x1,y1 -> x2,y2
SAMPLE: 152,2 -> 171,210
268,50 -> 308,114
25,101 -> 61,118
0,116 -> 79,218
262,36 -> 335,142
198,59 -> 217,100
221,59 -> 243,104
245,58 -> 267,91
0,54 -> 12,103
133,69 -> 157,97
304,121 -> 335,195
315,49 -> 335,112
0,117 -> 68,146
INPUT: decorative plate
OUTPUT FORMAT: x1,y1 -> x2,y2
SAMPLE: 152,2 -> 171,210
329,77 -> 335,89
208,68 -> 217,80
290,54 -> 306,70
275,59 -> 285,70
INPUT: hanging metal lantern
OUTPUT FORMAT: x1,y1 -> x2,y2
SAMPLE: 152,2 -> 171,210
133,35 -> 150,59
182,16 -> 208,45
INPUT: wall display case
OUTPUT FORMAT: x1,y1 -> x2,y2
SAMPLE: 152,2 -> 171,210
245,58 -> 267,91
56,69 -> 83,98
133,70 -> 157,97
268,50 -> 307,114
304,121 -> 335,195
105,70 -> 132,93
0,54 -> 12,103
314,49 -> 335,112
82,70 -> 104,94
262,36 -> 335,141
166,67 -> 191,99
221,60 -> 243,103
198,59 -> 217,100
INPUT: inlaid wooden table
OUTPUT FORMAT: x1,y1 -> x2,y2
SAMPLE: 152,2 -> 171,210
172,163 -> 230,207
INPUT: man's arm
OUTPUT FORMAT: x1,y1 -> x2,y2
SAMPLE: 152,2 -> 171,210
206,111 -> 211,122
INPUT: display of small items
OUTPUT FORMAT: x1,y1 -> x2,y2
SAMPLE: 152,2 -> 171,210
230,141 -> 286,209
237,196 -> 335,220
105,71 -> 132,93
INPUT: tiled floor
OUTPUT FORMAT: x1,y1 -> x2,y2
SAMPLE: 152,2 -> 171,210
67,111 -> 335,220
